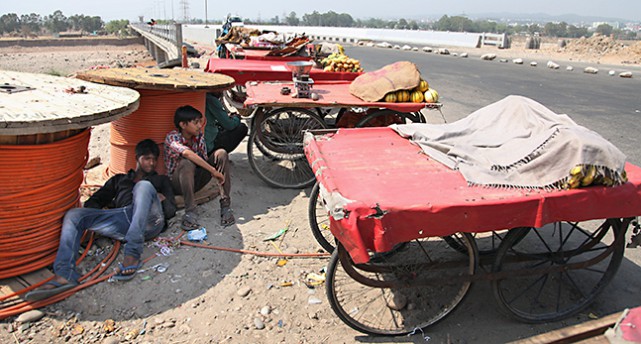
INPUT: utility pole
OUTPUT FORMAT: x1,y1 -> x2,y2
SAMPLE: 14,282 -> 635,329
179,0 -> 190,22
204,0 -> 208,27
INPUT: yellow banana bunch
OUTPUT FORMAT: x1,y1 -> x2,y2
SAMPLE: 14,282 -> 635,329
566,164 -> 628,189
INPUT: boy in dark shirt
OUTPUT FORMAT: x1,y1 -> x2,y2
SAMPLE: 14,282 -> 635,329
25,139 -> 176,301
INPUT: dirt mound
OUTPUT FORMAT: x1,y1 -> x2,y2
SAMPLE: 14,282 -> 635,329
563,33 -> 627,56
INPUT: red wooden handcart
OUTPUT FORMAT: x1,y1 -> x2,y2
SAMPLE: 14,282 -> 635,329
303,126 -> 641,336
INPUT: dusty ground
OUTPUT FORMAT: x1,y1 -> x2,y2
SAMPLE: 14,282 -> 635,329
1,39 -> 641,344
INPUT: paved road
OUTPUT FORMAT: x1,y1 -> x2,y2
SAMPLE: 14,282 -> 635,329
348,46 -> 641,164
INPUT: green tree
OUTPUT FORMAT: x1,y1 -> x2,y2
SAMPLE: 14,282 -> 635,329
285,11 -> 299,26
0,13 -> 20,34
396,18 -> 408,29
543,21 -> 568,37
409,20 -> 419,30
19,13 -> 42,34
595,23 -> 613,36
105,19 -> 130,34
45,10 -> 69,33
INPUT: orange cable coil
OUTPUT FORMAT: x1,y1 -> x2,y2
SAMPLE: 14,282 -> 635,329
107,90 -> 206,176
0,129 -> 90,279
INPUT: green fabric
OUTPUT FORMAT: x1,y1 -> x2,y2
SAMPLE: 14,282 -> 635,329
204,93 -> 240,153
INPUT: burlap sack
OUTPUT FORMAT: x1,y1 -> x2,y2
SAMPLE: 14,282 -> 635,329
349,61 -> 421,102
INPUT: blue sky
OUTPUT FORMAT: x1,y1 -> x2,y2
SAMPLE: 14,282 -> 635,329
2,0 -> 640,22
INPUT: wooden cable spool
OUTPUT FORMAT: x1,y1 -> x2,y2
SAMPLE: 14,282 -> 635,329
0,70 -> 140,278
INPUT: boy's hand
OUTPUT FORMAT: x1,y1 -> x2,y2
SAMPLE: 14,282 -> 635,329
157,193 -> 166,202
212,170 -> 225,184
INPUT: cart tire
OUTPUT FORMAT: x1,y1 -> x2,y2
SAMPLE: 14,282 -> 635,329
444,229 -> 529,256
491,219 -> 626,323
247,107 -> 327,189
326,234 -> 478,336
308,181 -> 335,252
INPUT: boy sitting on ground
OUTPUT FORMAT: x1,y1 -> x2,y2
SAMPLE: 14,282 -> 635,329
25,139 -> 176,301
164,105 -> 233,229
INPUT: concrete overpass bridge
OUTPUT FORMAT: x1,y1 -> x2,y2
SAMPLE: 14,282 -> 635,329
129,23 -> 183,67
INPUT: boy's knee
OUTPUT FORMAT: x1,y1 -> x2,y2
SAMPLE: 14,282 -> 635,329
177,157 -> 197,173
133,180 -> 155,194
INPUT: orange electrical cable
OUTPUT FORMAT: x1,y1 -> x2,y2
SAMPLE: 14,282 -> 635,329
107,90 -> 206,176
0,130 -> 90,280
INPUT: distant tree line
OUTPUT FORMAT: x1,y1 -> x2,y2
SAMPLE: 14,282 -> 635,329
0,10 -> 131,37
242,11 -> 638,40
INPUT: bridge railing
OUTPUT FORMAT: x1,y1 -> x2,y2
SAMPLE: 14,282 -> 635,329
130,23 -> 183,63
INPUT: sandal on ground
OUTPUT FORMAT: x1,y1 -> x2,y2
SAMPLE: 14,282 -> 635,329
221,206 -> 235,227
24,280 -> 78,301
113,262 -> 142,281
181,213 -> 201,231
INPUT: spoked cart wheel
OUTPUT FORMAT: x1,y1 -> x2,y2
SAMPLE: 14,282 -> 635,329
247,107 -> 328,189
491,218 -> 628,323
326,233 -> 478,336
308,181 -> 335,252
444,229 -> 529,256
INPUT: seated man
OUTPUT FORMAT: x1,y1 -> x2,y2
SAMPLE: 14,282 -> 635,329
25,139 -> 176,301
204,92 -> 248,156
165,105 -> 231,229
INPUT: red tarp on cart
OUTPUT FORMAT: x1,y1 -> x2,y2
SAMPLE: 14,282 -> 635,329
244,81 -> 439,113
304,127 -> 641,264
204,59 -> 360,86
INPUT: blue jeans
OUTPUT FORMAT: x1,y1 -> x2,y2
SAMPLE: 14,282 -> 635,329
53,181 -> 164,283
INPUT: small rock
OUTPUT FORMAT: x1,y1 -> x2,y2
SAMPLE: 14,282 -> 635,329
566,66 -> 574,71
609,70 -> 616,76
237,286 -> 252,297
308,297 -> 322,305
480,53 -> 496,61
460,52 -> 468,58
308,312 -> 318,320
153,318 -> 165,325
584,67 -> 599,74
513,58 -> 524,65
619,71 -> 633,78
530,61 -> 538,67
547,61 -> 560,69
388,294 -> 407,310
19,323 -> 30,333
284,247 -> 299,255
438,48 -> 450,55
260,306 -> 271,316
103,338 -> 120,344
179,324 -> 191,334
254,318 -> 265,330
499,58 -> 508,63
17,310 -> 45,323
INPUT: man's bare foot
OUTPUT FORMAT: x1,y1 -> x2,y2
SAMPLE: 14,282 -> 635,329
38,275 -> 71,290
114,255 -> 141,281
24,275 -> 78,301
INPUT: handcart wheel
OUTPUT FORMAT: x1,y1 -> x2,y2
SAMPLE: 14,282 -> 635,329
355,109 -> 426,128
491,219 -> 627,323
247,107 -> 327,189
326,233 -> 478,336
444,229 -> 529,256
308,181 -> 335,252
